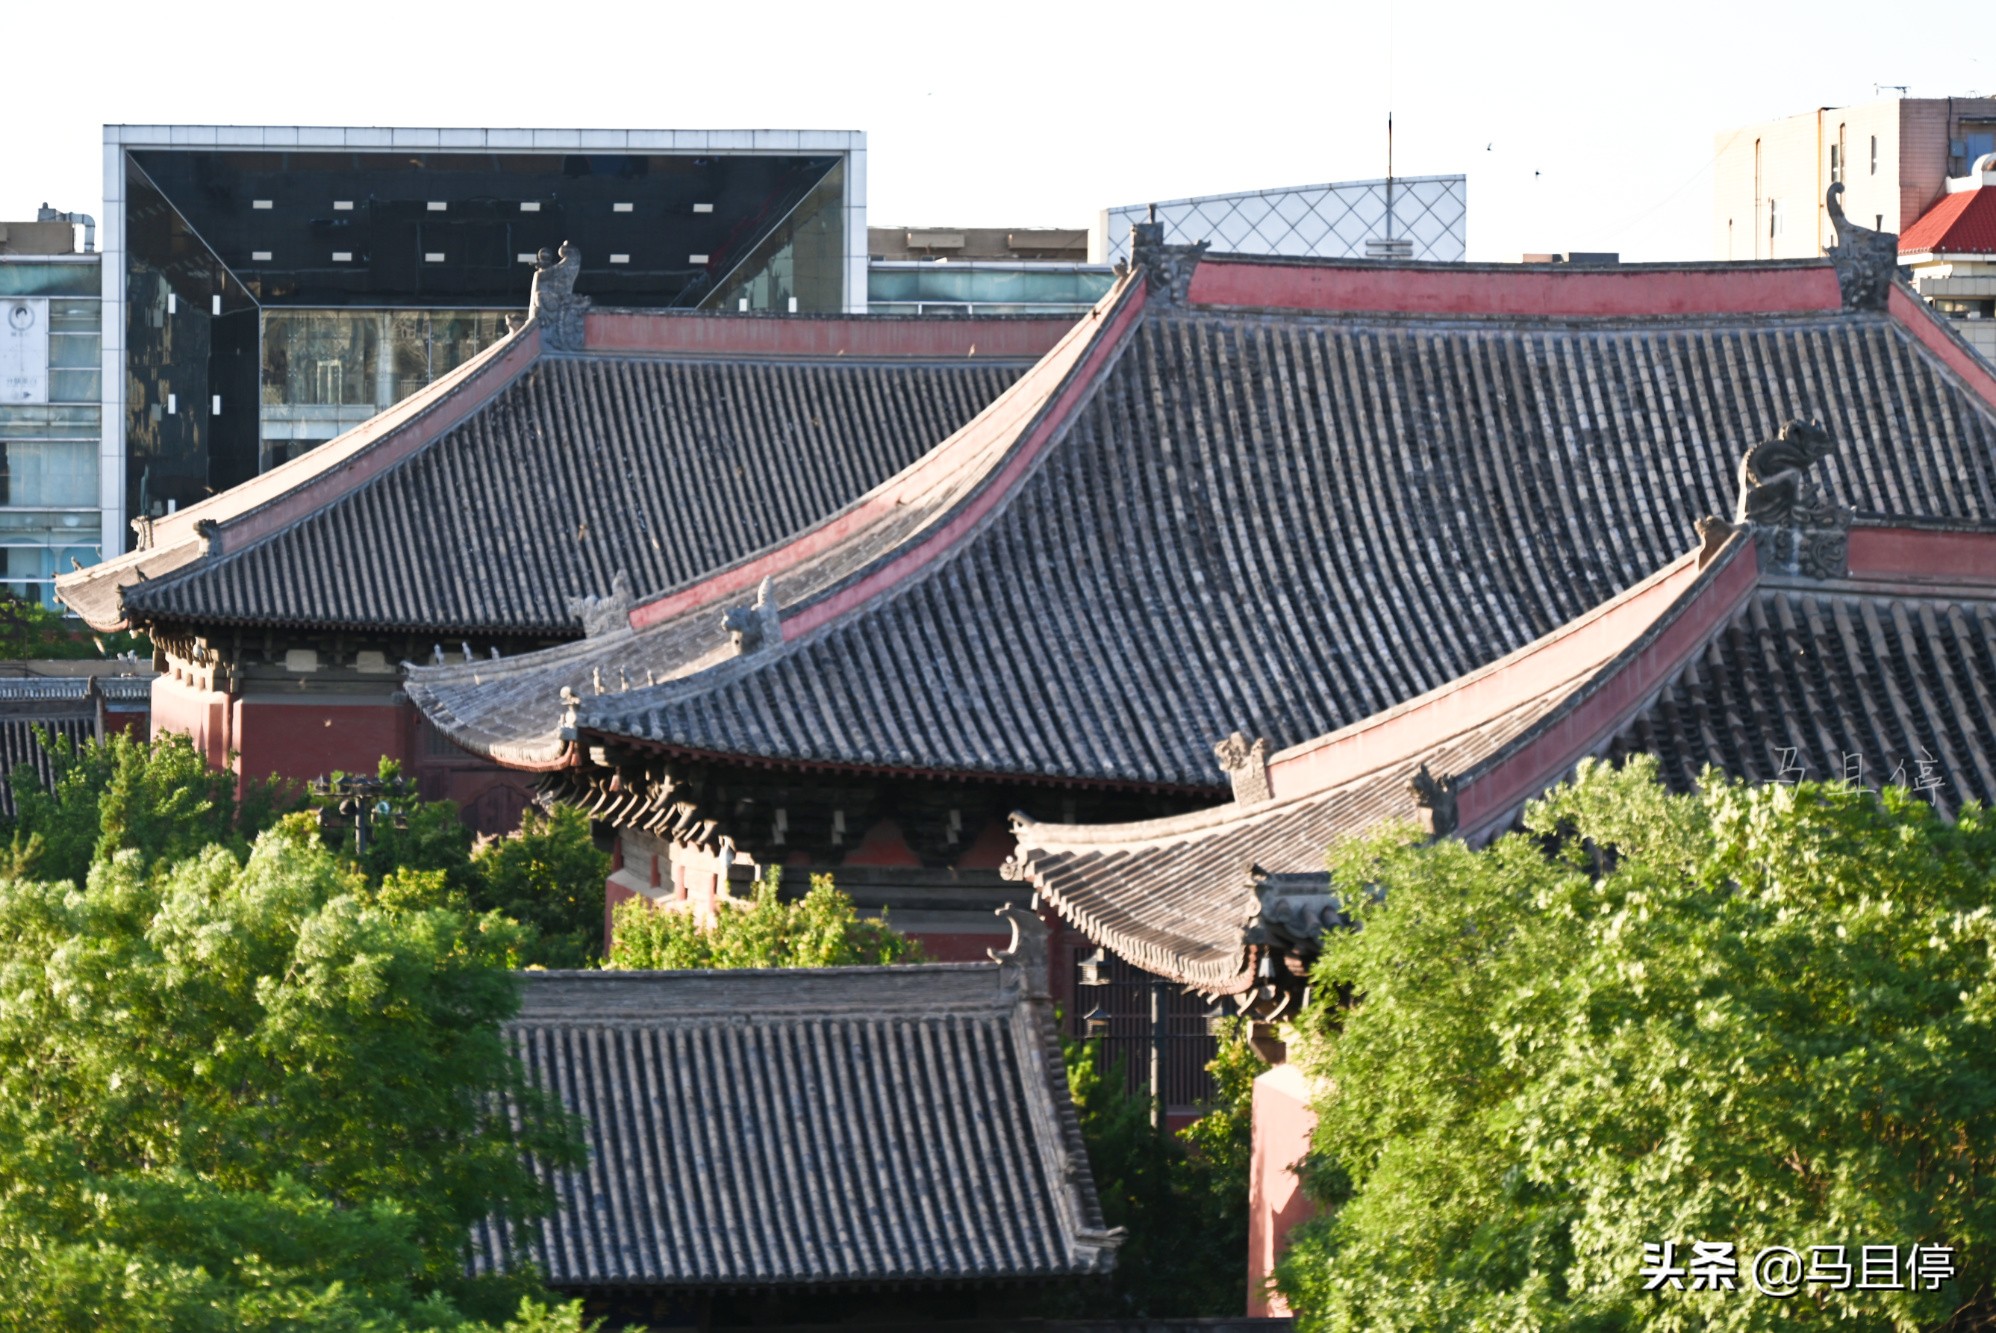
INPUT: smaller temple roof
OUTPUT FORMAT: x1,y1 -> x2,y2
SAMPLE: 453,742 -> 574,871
1007,518 -> 1996,996
0,673 -> 148,818
56,308 -> 1062,638
470,909 -> 1119,1291
1902,185 -> 1996,257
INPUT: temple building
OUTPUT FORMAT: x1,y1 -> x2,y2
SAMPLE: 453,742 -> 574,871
0,668 -> 152,816
1007,505 -> 1996,1315
55,295 -> 1066,826
479,909 -> 1122,1328
408,198 -> 1996,1103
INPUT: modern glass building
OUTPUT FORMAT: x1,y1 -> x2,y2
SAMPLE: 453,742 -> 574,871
866,262 -> 1113,315
1093,175 -> 1468,265
0,252 -> 103,605
102,126 -> 867,555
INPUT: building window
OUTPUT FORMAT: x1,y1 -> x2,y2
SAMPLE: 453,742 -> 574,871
1769,198 -> 1781,238
1871,135 -> 1878,175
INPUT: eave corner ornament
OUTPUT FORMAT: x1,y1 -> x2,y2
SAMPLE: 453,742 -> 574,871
566,570 -> 634,638
1129,205 -> 1209,307
1408,762 -> 1459,838
1213,731 -> 1272,804
990,903 -> 1051,1000
721,577 -> 781,656
1734,418 -> 1850,580
1824,183 -> 1904,312
529,240 -> 592,350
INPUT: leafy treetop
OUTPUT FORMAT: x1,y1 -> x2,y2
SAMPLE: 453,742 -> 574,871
606,867 -> 923,970
0,819 -> 593,1331
1277,757 -> 1996,1333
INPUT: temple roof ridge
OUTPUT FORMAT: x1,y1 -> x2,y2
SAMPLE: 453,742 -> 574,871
408,273 -> 1150,763
1008,519 -> 1996,995
414,247 -> 1996,785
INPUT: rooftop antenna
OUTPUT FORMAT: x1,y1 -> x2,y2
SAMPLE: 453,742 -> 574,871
1386,111 -> 1396,243
1364,8 -> 1413,262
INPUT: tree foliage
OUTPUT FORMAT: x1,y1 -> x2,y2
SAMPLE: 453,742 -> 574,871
1277,758 -> 1996,1332
606,868 -> 922,969
0,591 -> 147,660
468,805 -> 606,971
310,762 -> 607,969
6,729 -> 296,886
1047,1019 -> 1263,1318
0,820 -> 591,1330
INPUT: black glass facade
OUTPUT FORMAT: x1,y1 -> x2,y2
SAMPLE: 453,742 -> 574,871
126,149 -> 842,308
120,146 -> 848,534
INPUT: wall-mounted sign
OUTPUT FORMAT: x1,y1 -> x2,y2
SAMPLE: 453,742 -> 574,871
0,299 -> 50,405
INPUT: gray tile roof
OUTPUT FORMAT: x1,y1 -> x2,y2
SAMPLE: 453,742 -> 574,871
471,912 -> 1118,1290
1604,585 -> 1996,811
0,678 -> 109,820
113,356 -> 1023,636
94,674 -> 154,703
1007,532 -> 1996,994
416,266 -> 1996,785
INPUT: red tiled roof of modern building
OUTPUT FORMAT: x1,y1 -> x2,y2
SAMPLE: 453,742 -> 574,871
1901,186 -> 1996,255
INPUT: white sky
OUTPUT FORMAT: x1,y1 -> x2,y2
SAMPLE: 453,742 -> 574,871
3,0 -> 1987,263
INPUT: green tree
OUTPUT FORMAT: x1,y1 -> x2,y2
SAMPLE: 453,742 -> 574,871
304,763 -> 607,968
606,868 -> 923,969
0,591 -> 147,660
1277,757 -> 1996,1332
468,805 -> 608,971
1041,1019 -> 1262,1318
5,729 -> 296,886
0,820 -> 589,1330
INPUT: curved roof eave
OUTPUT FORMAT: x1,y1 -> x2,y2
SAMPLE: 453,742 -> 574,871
408,272 -> 1149,760
59,322 -> 546,632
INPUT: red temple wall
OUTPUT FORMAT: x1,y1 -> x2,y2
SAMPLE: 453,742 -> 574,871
149,675 -> 233,770
1247,1063 -> 1318,1318
232,696 -> 411,786
147,679 -> 538,835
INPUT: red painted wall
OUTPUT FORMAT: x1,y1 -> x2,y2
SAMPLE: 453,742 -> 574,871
103,707 -> 148,737
1847,525 -> 1996,583
1248,1063 -> 1318,1317
1188,256 -> 1843,319
148,679 -> 535,835
586,311 -> 1076,360
149,675 -> 232,769
232,697 -> 411,787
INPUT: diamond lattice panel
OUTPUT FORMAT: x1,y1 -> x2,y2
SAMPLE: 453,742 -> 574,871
1102,176 -> 1467,265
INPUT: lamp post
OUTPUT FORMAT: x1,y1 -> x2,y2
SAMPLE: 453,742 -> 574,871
1078,946 -> 1110,1041
308,772 -> 411,858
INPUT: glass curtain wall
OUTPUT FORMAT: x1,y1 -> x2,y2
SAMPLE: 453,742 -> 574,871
867,263 -> 1114,315
706,162 -> 844,314
0,264 -> 101,606
258,309 -> 511,467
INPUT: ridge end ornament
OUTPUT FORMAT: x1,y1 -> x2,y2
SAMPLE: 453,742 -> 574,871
529,241 -> 592,349
566,570 -> 634,638
1129,204 -> 1209,307
1408,762 -> 1459,838
1824,183 -> 1905,312
1214,731 -> 1272,803
721,576 -> 781,655
1733,418 -> 1850,579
